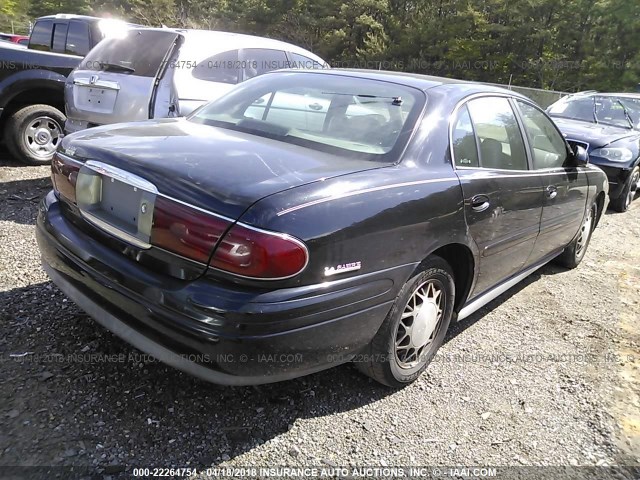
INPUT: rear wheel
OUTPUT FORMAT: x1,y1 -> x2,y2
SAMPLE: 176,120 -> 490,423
556,202 -> 597,269
5,104 -> 65,165
611,166 -> 639,213
356,256 -> 455,387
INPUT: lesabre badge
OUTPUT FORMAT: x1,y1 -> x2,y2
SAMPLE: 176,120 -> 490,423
324,261 -> 362,277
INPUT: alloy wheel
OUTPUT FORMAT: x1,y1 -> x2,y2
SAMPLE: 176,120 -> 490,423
575,206 -> 593,259
394,280 -> 444,369
23,116 -> 62,159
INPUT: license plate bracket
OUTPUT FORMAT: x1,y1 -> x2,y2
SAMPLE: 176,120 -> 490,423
75,85 -> 118,114
76,161 -> 157,248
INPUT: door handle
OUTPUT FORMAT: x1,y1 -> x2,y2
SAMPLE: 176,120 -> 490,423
546,185 -> 558,199
470,194 -> 490,212
308,103 -> 323,111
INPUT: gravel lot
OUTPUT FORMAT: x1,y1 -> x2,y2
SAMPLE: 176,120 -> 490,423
1,146 -> 639,478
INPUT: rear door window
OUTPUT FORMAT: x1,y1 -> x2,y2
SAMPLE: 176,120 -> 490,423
192,50 -> 240,84
451,105 -> 480,167
65,20 -> 91,56
29,20 -> 53,51
82,29 -> 179,77
467,97 -> 529,170
52,22 -> 69,53
240,49 -> 288,81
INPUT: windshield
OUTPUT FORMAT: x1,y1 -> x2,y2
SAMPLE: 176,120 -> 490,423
548,94 -> 640,130
188,72 -> 425,162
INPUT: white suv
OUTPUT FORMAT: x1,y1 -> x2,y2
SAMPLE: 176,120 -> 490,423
64,28 -> 327,133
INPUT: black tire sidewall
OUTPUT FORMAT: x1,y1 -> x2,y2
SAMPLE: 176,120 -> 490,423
574,203 -> 596,263
561,202 -> 597,268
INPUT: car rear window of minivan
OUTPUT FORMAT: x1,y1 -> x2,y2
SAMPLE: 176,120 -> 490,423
81,29 -> 179,77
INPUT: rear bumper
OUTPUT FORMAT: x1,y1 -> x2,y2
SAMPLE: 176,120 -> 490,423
64,118 -> 92,135
37,191 -> 405,385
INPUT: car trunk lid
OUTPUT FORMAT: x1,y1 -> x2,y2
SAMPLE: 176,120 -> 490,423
54,118 -> 383,277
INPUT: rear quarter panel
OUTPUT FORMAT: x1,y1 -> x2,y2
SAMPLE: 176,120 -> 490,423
237,100 -> 473,294
242,167 -> 467,286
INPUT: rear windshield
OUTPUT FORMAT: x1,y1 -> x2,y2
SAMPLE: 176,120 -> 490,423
188,72 -> 424,162
81,29 -> 178,77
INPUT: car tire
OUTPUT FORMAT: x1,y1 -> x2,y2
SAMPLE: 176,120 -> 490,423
611,166 -> 639,213
555,202 -> 597,269
355,256 -> 455,387
5,104 -> 65,166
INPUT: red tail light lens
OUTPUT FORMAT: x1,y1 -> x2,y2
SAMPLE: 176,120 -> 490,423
51,153 -> 81,203
148,196 -> 308,278
210,224 -> 308,279
150,197 -> 231,264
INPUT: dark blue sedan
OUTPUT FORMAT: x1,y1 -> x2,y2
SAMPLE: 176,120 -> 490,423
547,92 -> 640,212
37,70 -> 608,387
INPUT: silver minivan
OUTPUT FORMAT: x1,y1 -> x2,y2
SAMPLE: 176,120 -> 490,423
64,28 -> 327,133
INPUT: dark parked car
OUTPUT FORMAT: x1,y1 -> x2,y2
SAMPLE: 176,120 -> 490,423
37,70 -> 608,387
547,92 -> 640,212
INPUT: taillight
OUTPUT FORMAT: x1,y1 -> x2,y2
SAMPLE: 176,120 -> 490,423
210,223 -> 308,279
51,153 -> 81,203
150,196 -> 230,264
149,197 -> 307,278
63,168 -> 307,278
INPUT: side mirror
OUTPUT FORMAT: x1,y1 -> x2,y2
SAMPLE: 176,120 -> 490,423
568,144 -> 589,166
573,145 -> 589,166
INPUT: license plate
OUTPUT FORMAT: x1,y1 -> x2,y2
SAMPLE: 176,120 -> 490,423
75,86 -> 118,114
76,161 -> 157,248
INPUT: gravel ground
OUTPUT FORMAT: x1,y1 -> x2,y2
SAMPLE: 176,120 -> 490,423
1,146 -> 639,479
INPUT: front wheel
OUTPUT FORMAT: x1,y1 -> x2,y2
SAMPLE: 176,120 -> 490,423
5,104 -> 65,165
555,202 -> 597,269
611,166 -> 639,213
356,256 -> 455,387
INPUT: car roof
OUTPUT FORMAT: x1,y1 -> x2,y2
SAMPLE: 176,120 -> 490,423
564,91 -> 640,99
123,27 -> 327,64
37,14 -> 103,23
267,68 -> 530,97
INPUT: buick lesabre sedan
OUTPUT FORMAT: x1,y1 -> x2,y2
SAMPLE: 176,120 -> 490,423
37,70 -> 608,387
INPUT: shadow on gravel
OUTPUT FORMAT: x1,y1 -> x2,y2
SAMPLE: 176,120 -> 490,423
0,177 -> 51,225
0,280 -> 393,470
